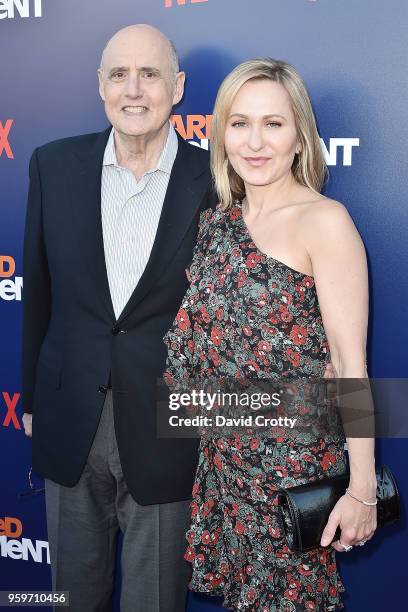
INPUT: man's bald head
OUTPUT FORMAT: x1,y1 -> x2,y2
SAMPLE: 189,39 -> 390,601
100,24 -> 179,77
97,23 -> 185,143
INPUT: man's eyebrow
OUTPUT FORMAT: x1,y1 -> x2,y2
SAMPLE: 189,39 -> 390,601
108,66 -> 129,76
139,66 -> 161,74
107,66 -> 161,76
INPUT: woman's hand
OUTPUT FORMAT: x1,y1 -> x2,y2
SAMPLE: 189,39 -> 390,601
320,490 -> 377,551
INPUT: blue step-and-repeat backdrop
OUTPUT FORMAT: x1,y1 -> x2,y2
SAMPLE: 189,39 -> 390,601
1,1 -> 407,610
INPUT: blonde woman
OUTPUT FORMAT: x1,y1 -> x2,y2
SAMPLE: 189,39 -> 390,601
164,59 -> 376,611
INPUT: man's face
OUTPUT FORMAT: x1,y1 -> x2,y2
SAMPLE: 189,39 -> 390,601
98,28 -> 185,139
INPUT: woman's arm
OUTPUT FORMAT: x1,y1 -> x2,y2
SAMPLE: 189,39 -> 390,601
301,199 -> 377,549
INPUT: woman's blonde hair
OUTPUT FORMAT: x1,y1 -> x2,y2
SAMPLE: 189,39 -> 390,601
211,58 -> 327,209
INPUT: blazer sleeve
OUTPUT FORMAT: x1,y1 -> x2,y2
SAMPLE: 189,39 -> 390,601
22,148 -> 51,414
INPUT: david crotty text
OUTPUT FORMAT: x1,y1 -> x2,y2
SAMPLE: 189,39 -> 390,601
168,415 -> 297,428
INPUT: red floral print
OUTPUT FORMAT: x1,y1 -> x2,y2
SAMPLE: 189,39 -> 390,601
163,202 -> 347,611
176,307 -> 190,330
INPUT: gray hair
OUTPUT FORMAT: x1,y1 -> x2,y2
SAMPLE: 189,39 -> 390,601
168,39 -> 180,75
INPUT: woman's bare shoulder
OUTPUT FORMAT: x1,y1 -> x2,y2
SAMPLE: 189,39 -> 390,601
298,196 -> 363,253
299,196 -> 354,231
301,195 -> 348,215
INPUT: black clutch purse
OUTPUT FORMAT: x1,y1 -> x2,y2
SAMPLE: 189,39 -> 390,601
277,464 -> 400,553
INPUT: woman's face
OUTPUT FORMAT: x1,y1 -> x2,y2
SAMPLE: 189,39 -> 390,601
224,79 -> 300,188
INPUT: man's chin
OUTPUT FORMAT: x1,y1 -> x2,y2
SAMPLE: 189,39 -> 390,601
113,120 -> 170,142
115,125 -> 151,139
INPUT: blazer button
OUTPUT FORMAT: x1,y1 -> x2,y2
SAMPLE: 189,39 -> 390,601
98,385 -> 107,394
111,326 -> 120,335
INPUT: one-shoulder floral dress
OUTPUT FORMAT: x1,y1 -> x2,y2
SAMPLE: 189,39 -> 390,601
163,202 -> 347,611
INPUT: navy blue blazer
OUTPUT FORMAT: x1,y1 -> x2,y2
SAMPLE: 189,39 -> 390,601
22,127 -> 215,504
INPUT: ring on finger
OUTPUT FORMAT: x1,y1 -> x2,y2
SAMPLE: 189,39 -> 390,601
338,539 -> 353,552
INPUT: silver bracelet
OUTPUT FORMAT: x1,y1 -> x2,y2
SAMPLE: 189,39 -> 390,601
345,487 -> 377,506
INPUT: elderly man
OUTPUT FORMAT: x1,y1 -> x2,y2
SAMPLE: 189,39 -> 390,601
22,24 -> 214,612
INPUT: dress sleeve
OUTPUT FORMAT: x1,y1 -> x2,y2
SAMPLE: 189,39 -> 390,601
163,206 -> 217,387
185,206 -> 216,284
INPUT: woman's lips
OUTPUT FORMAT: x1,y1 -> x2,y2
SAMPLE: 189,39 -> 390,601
243,157 -> 271,167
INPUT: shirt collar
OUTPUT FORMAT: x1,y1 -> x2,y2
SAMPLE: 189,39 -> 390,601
102,121 -> 178,175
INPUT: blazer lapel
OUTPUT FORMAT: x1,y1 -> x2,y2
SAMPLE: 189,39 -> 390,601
69,127 -> 115,321
117,135 -> 210,324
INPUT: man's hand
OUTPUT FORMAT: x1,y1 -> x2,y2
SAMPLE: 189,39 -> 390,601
22,413 -> 32,438
323,361 -> 337,378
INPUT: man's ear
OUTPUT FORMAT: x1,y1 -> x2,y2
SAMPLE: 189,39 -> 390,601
97,69 -> 105,102
173,71 -> 186,106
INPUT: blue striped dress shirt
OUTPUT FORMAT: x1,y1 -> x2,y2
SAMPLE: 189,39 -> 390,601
101,122 -> 178,319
